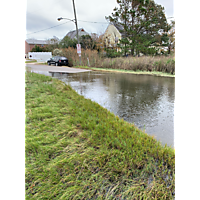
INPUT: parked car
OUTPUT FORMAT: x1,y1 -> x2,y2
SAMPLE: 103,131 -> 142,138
47,56 -> 68,66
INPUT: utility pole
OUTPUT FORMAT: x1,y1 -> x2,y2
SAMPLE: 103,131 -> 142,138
72,0 -> 81,65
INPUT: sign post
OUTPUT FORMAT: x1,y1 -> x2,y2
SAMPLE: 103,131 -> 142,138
72,0 -> 81,65
77,44 -> 81,54
77,44 -> 81,64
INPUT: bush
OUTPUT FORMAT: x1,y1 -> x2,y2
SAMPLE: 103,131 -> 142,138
53,48 -> 62,56
31,45 -> 49,52
54,47 -> 175,74
60,47 -> 103,67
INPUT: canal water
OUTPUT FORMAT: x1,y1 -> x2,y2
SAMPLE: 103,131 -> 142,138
51,71 -> 175,147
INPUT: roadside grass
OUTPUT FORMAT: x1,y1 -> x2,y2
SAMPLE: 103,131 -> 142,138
74,66 -> 175,78
25,59 -> 38,63
25,72 -> 175,199
60,48 -> 175,75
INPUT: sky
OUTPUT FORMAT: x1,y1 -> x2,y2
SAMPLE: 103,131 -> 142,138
26,0 -> 174,40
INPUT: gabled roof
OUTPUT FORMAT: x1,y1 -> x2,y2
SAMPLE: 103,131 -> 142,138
104,24 -> 122,37
26,39 -> 48,45
66,28 -> 89,39
109,23 -> 126,37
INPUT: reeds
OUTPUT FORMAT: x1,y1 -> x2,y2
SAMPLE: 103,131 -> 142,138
61,47 -> 103,67
61,48 -> 175,74
97,56 -> 175,74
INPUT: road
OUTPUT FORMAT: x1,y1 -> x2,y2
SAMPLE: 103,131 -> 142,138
25,63 -> 91,74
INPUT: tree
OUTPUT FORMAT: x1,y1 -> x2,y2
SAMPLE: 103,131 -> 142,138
167,20 -> 175,54
92,33 -> 105,53
106,0 -> 170,56
46,36 -> 60,52
31,45 -> 49,52
80,35 -> 96,50
59,35 -> 77,49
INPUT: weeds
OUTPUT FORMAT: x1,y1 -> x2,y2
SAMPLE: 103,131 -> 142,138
25,72 -> 175,199
60,48 -> 175,75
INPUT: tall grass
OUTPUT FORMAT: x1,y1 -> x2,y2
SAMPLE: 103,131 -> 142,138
99,56 -> 175,74
61,47 -> 102,67
61,48 -> 175,75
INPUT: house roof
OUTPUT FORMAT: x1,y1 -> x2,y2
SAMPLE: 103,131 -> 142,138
108,23 -> 127,37
26,39 -> 48,45
66,28 -> 89,39
104,24 -> 122,37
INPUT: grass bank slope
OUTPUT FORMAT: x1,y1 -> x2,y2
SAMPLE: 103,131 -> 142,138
25,72 -> 175,199
74,66 -> 175,78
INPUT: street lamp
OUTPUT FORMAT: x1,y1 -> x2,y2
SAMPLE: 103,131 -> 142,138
57,0 -> 81,65
57,17 -> 75,23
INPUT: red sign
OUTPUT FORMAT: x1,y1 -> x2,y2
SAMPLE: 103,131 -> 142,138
77,44 -> 81,54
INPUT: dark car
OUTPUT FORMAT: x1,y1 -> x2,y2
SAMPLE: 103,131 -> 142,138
47,56 -> 68,66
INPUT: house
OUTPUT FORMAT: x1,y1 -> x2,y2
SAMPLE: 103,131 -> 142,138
102,24 -> 122,51
66,28 -> 89,40
25,39 -> 48,54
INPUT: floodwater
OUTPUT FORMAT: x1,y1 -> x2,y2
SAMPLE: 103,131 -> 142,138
51,71 -> 175,147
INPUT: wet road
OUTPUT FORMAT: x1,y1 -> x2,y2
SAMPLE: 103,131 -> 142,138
25,63 -> 91,73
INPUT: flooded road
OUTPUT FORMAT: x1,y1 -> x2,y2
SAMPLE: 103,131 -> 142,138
53,71 -> 175,147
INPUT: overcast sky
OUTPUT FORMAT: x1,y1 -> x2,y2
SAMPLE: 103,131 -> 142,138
26,0 -> 174,40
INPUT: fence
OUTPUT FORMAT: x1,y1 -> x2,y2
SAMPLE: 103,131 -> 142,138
28,52 -> 52,62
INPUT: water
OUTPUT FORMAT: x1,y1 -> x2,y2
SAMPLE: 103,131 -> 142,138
52,71 -> 175,147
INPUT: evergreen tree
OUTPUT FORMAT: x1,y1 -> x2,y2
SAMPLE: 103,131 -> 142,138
106,0 -> 170,56
59,36 -> 77,49
80,35 -> 96,50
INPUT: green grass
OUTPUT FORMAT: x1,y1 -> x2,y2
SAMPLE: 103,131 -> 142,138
25,72 -> 175,199
25,60 -> 38,63
74,66 -> 175,78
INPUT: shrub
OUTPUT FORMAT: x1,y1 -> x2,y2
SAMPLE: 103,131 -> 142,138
55,47 -> 175,74
60,47 -> 103,67
53,48 -> 62,56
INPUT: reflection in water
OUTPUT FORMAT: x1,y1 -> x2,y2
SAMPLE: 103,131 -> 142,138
53,71 -> 174,147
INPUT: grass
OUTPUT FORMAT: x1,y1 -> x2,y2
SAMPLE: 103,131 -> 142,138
25,59 -> 38,63
74,66 -> 175,78
25,72 -> 175,199
95,56 -> 175,75
60,48 -> 175,75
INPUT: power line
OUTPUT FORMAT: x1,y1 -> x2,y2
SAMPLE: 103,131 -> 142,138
26,15 -> 173,36
26,20 -> 109,36
78,20 -> 108,24
26,21 -> 71,35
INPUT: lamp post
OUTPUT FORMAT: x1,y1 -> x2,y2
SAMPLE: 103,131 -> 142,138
57,0 -> 81,65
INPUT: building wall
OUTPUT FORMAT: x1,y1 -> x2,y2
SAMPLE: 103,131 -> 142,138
103,25 -> 122,49
25,41 -> 46,54
25,41 -> 30,54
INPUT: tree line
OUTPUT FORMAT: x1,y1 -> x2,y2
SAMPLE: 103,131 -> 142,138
31,0 -> 175,57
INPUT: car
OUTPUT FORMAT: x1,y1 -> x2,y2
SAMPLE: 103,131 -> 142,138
47,56 -> 68,66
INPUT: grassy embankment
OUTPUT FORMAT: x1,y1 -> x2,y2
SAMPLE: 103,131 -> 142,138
26,72 -> 175,199
74,66 -> 175,78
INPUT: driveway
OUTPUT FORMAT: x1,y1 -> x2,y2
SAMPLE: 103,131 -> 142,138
25,63 -> 91,74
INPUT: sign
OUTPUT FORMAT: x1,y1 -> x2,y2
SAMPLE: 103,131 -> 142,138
77,44 -> 81,54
